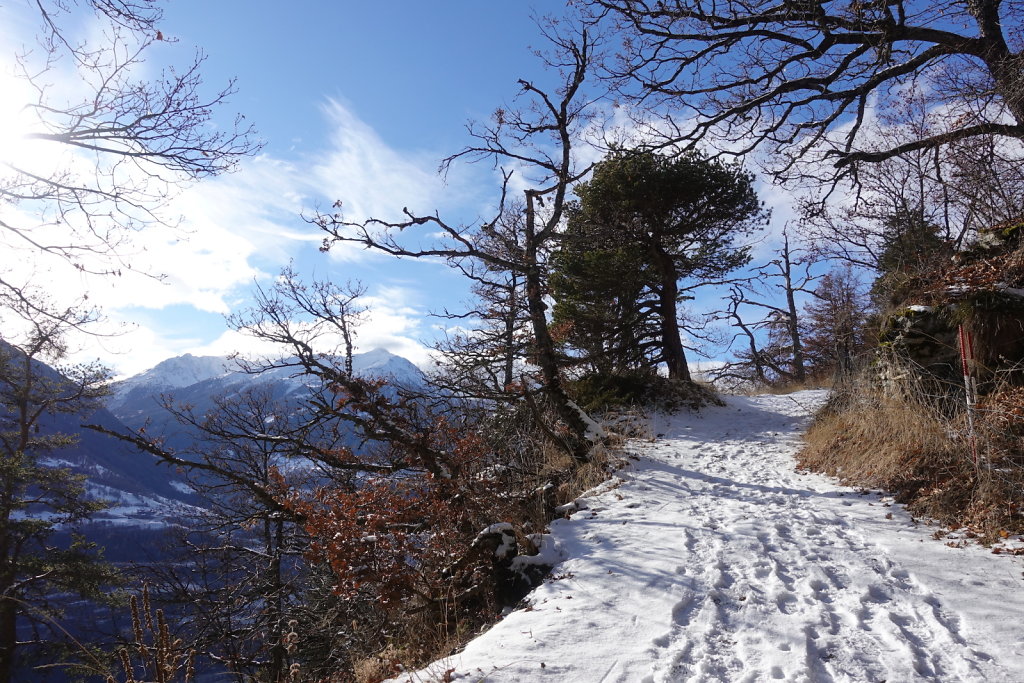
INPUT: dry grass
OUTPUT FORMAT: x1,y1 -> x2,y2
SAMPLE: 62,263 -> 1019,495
799,370 -> 1024,540
352,618 -> 470,683
565,441 -> 617,499
108,586 -> 196,683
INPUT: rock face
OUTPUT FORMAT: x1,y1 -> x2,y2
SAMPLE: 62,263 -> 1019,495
877,221 -> 1024,395
878,306 -> 960,389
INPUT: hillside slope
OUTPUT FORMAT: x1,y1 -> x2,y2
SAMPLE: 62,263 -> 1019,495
393,391 -> 1024,682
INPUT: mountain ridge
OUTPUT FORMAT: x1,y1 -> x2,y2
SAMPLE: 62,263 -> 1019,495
108,347 -> 422,418
2,347 -> 425,531
106,347 -> 425,467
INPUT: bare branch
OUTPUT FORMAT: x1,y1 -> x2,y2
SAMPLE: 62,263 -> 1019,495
590,0 -> 1024,184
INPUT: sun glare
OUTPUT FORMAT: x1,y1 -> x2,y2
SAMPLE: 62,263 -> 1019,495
0,72 -> 44,169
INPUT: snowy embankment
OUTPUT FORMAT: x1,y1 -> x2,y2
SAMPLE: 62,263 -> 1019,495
394,391 -> 1024,682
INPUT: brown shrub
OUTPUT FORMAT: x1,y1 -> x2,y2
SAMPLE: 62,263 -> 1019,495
799,371 -> 1024,540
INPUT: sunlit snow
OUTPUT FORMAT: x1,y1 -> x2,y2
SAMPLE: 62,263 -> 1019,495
393,391 -> 1024,682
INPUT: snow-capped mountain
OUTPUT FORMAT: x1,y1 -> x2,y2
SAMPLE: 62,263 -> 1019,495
349,347 -> 425,386
110,348 -> 420,408
0,347 -> 424,556
0,343 -> 200,529
107,348 -> 425,450
108,353 -> 236,412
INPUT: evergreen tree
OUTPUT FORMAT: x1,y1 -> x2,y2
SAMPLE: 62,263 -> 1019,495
551,149 -> 766,380
803,266 -> 870,379
0,292 -> 119,683
871,207 -> 953,310
550,226 -> 657,375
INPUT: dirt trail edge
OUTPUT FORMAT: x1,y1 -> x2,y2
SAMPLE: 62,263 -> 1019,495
392,391 -> 1024,683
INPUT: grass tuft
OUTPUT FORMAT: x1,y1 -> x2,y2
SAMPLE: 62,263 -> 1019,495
799,367 -> 1024,541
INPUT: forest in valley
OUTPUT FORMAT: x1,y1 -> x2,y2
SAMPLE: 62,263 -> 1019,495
2,1 -> 1024,681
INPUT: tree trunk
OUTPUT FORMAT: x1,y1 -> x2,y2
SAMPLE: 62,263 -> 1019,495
267,518 -> 286,683
781,235 -> 807,383
786,291 -> 807,382
524,193 -> 592,463
502,274 -> 518,391
0,597 -> 16,683
970,2 -> 1024,126
651,245 -> 692,382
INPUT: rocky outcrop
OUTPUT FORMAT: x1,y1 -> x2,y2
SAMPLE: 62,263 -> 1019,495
877,305 -> 960,389
877,220 -> 1024,395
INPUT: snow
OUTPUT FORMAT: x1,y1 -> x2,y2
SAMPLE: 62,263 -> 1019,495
86,482 -> 200,526
111,347 -> 424,412
112,353 -> 235,396
391,390 -> 1024,682
511,534 -> 564,570
477,523 -> 518,561
567,398 -> 607,442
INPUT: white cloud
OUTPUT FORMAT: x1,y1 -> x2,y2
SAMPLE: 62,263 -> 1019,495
82,322 -> 206,379
88,279 -> 437,378
356,285 -> 433,367
308,99 -> 454,257
90,155 -> 320,315
1,8 -> 476,378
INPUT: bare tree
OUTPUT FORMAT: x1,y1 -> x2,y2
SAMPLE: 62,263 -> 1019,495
86,270 -> 461,678
1,0 -> 258,286
428,209 -> 533,403
131,386 -> 317,683
711,230 -> 817,386
93,268 -> 565,674
315,22 -> 606,463
801,131 -> 1024,268
591,0 -> 1024,184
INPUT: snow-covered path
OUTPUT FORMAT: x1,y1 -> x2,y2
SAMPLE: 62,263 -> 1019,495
395,392 -> 1024,682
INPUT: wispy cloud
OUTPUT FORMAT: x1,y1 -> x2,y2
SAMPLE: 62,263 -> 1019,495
357,284 -> 433,367
6,90 -> 459,365
311,99 -> 450,225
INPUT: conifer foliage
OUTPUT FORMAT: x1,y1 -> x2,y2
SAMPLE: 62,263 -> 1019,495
0,292 -> 118,683
802,266 -> 871,380
551,149 -> 766,380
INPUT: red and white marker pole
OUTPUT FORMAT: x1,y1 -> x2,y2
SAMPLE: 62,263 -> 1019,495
958,325 -> 980,468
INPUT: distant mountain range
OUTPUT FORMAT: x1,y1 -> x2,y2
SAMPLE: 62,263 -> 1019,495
0,344 -> 200,527
16,348 -> 424,529
107,348 -> 424,441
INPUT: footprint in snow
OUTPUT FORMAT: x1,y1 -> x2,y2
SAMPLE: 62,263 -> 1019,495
775,591 -> 799,614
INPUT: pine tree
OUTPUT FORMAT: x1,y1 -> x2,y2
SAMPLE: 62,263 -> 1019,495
550,224 -> 657,375
803,267 -> 871,379
871,207 -> 953,310
551,149 -> 766,380
0,292 -> 119,683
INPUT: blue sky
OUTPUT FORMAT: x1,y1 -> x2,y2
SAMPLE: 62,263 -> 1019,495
1,1 -> 587,375
159,2 -> 552,154
137,1 -> 570,372
0,1 -> 807,378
